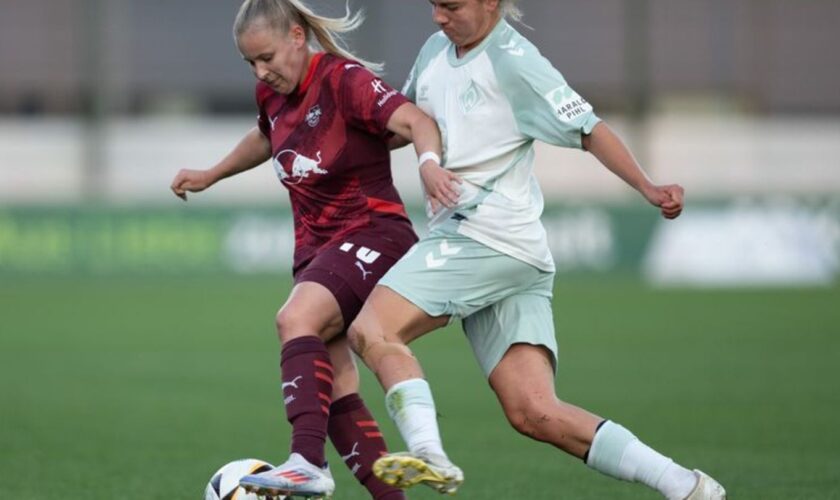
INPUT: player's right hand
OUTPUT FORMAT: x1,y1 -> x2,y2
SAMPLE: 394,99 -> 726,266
419,161 -> 462,214
170,169 -> 214,201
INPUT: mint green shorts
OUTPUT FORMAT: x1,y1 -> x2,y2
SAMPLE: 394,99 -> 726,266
378,230 -> 557,377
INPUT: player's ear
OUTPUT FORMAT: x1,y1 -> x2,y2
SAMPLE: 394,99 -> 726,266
289,23 -> 306,48
483,0 -> 501,13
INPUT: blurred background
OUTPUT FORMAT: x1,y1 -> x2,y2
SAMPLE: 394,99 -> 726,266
2,1 -> 839,499
1,0 -> 839,284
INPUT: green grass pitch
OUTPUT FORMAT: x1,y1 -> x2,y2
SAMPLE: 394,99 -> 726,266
1,276 -> 839,499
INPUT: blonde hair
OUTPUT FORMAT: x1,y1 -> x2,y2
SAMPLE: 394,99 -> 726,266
501,0 -> 524,22
233,0 -> 383,73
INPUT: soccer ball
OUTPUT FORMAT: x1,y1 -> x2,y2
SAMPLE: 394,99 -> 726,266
204,458 -> 274,500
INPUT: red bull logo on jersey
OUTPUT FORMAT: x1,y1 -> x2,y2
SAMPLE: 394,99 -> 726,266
272,149 -> 328,184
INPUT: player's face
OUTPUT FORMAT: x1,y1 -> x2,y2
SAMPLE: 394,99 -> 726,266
238,23 -> 309,94
430,0 -> 500,53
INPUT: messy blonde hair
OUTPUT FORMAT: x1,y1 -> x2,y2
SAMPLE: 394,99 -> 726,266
501,0 -> 524,22
234,0 -> 382,73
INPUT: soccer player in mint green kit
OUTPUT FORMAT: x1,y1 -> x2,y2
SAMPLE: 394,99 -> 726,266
347,1 -> 727,499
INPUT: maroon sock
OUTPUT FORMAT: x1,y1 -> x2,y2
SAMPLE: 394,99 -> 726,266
328,393 -> 406,500
280,336 -> 333,467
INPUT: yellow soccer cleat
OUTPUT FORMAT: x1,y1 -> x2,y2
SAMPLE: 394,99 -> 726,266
373,452 -> 463,495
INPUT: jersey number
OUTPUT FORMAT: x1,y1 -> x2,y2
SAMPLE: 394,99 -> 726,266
339,243 -> 381,264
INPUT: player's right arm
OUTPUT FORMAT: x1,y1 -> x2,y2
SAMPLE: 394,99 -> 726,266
170,126 -> 271,201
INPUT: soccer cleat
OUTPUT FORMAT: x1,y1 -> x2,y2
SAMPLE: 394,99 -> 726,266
684,470 -> 726,500
239,453 -> 335,499
373,451 -> 463,495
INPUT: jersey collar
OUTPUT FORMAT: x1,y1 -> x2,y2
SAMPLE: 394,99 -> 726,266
297,52 -> 325,94
447,18 -> 509,67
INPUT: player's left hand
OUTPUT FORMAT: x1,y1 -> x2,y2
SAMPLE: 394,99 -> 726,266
643,183 -> 684,219
420,161 -> 462,214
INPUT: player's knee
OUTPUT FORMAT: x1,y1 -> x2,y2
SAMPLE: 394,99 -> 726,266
276,303 -> 343,343
505,407 -> 538,439
346,319 -> 372,357
275,307 -> 307,343
503,398 -> 556,441
349,320 -> 414,370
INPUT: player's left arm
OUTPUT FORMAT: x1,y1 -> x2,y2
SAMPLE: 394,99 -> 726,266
338,66 -> 460,210
387,103 -> 461,211
582,122 -> 684,219
387,134 -> 412,151
495,41 -> 683,220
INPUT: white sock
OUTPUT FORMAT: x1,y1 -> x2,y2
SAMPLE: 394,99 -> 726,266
385,378 -> 447,458
587,421 -> 698,500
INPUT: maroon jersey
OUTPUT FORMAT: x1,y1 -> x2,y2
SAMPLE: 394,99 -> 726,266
256,53 -> 417,275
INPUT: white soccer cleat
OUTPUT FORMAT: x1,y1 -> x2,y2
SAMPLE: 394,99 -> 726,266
239,453 -> 335,499
684,470 -> 726,500
373,451 -> 464,495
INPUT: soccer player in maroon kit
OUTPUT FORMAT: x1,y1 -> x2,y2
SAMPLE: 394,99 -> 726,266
170,0 -> 459,498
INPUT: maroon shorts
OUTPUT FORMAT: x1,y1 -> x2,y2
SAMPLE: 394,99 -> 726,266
294,235 -> 412,327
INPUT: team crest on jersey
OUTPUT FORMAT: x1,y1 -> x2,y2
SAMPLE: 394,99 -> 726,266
459,80 -> 484,114
272,149 -> 327,184
305,105 -> 322,127
545,85 -> 593,122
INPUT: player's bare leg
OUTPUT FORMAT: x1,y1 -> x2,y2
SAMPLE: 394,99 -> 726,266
349,286 -> 446,387
348,285 -> 463,494
325,336 -> 358,401
276,282 -> 347,344
490,344 -> 725,500
489,344 -> 601,456
325,336 -> 406,499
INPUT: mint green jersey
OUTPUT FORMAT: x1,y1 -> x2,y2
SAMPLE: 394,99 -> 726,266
404,19 -> 601,272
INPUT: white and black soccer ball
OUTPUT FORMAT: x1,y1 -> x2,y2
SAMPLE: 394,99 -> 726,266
204,458 -> 274,500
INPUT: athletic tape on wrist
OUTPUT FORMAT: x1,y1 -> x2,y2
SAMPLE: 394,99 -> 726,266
418,151 -> 441,167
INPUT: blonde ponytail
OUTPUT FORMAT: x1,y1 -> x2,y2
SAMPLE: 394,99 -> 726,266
501,0 -> 526,24
234,0 -> 383,73
502,0 -> 522,21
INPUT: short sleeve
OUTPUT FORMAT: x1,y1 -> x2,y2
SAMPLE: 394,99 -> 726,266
492,40 -> 600,149
402,32 -> 449,103
337,64 -> 409,137
402,61 -> 418,102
